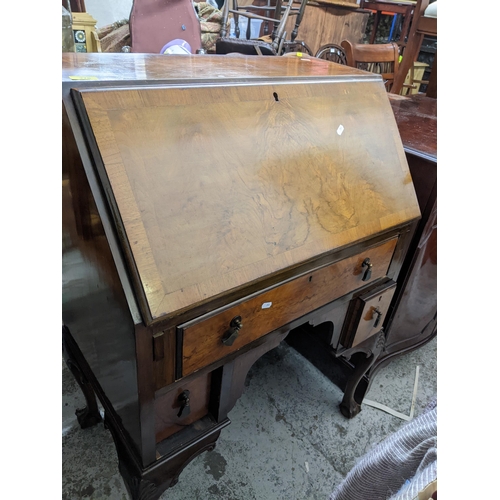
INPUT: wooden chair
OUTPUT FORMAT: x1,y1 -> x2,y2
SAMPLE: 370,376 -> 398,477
288,0 -> 308,43
360,0 -> 415,52
341,39 -> 401,92
391,0 -> 437,97
315,43 -> 347,65
232,0 -> 302,40
216,0 -> 307,55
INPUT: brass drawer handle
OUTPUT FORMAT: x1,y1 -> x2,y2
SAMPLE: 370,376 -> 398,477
222,316 -> 243,347
177,390 -> 191,418
361,258 -> 373,281
373,307 -> 382,328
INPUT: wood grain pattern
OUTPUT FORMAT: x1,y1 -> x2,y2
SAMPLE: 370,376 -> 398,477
78,76 -> 419,322
285,5 -> 369,55
341,40 -> 401,91
388,94 -> 436,160
62,53 -> 423,497
154,328 -> 176,391
180,238 -> 397,376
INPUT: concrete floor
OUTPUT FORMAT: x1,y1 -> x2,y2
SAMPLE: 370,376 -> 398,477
62,336 -> 437,500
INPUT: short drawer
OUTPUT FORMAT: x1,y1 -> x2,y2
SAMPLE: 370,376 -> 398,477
178,238 -> 398,377
340,279 -> 397,349
154,372 -> 211,443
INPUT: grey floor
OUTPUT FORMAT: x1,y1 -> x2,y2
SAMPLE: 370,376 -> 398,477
62,336 -> 437,500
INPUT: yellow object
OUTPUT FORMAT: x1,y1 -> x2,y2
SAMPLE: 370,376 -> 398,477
72,12 -> 101,53
69,76 -> 99,80
297,52 -> 303,57
402,61 -> 428,95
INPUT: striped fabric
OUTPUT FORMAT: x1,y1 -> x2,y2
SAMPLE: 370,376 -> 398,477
329,400 -> 437,500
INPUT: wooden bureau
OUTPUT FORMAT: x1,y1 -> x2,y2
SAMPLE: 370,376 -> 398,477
62,53 -> 420,499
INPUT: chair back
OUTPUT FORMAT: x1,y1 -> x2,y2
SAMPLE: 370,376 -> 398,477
341,40 -> 400,91
315,43 -> 347,65
391,0 -> 436,97
282,40 -> 313,55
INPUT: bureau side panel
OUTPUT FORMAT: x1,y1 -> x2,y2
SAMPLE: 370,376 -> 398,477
379,153 -> 437,362
62,103 -> 142,451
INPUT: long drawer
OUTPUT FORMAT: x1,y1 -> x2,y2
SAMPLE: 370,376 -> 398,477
178,238 -> 398,377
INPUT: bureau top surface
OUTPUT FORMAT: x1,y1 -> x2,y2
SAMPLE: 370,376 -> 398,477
64,54 -> 420,324
62,53 -> 371,84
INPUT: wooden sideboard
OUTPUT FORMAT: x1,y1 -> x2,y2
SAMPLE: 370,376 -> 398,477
62,53 -> 420,499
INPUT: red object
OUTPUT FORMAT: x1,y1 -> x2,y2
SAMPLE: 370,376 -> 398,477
130,0 -> 202,54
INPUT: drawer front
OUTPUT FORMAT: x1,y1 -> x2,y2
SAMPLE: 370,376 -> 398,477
179,238 -> 398,377
340,280 -> 397,348
154,372 -> 211,443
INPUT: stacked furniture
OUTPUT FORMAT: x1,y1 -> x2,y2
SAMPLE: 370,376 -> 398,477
392,0 -> 437,97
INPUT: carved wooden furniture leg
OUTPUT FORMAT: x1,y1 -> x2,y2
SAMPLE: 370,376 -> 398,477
62,326 -> 102,429
338,330 -> 385,418
100,333 -> 289,500
104,412 -> 227,500
291,0 -> 308,42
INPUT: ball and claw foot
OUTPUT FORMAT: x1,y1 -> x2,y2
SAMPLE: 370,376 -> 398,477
339,399 -> 362,419
75,406 -> 102,429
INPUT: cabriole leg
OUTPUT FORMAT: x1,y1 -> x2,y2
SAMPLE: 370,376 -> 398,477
339,331 -> 385,418
62,325 -> 103,429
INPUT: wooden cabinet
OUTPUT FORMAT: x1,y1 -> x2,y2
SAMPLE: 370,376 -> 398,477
62,53 -> 420,499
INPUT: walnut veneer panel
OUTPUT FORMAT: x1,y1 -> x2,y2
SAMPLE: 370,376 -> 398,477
180,238 -> 398,376
78,77 -> 419,322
